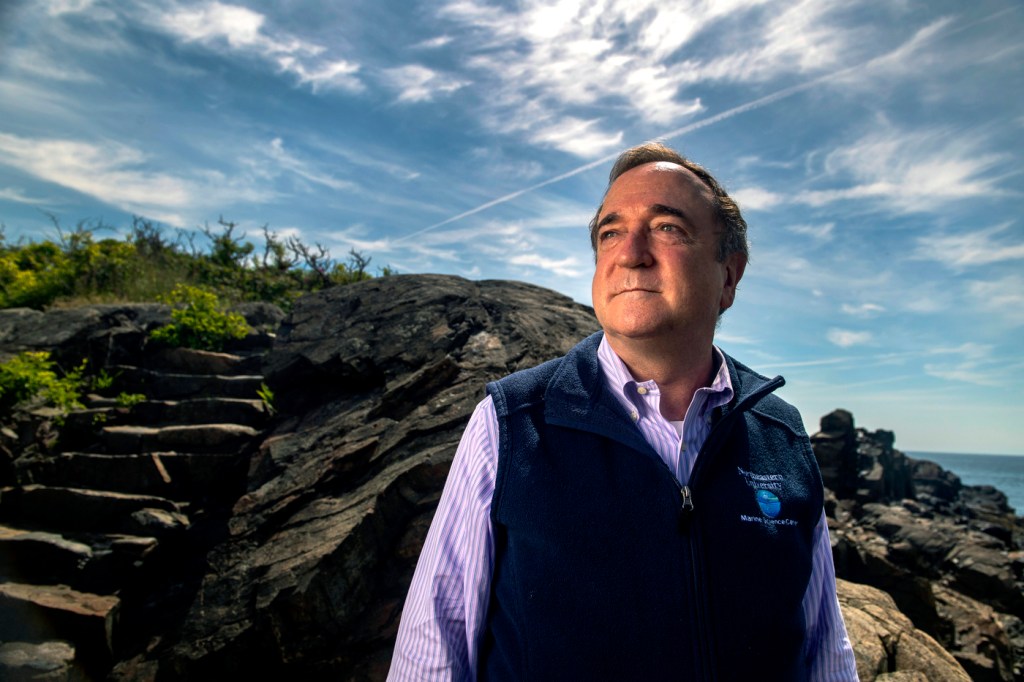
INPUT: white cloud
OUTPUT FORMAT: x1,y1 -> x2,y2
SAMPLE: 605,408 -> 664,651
45,0 -> 96,16
914,223 -> 1024,269
840,302 -> 884,317
277,57 -> 362,94
0,132 -> 272,225
922,342 -> 1002,386
927,342 -> 991,360
0,187 -> 51,205
733,186 -> 784,211
966,275 -> 1024,326
151,1 -> 363,93
0,133 -> 191,209
5,48 -> 98,83
266,138 -> 358,193
795,125 -> 1009,213
827,328 -> 873,348
786,222 -> 835,242
528,118 -> 623,158
414,35 -> 454,49
326,225 -> 394,254
382,65 -> 468,103
428,0 -> 926,156
509,253 -> 584,278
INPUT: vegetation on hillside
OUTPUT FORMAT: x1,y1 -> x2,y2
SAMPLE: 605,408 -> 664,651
150,284 -> 251,352
0,351 -> 88,419
0,215 -> 389,311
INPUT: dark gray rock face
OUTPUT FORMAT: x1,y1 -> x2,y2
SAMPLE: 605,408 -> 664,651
813,410 -> 1024,680
1,277 -> 1004,680
122,274 -> 600,679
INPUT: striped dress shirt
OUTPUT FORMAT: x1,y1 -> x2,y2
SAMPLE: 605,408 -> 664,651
389,337 -> 858,681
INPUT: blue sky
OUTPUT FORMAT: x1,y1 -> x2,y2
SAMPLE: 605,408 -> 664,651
1,0 -> 1022,455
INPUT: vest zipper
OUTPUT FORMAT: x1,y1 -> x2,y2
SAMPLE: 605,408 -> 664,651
680,485 -> 694,512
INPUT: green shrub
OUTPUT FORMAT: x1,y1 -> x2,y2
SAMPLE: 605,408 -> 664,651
257,382 -> 276,416
115,392 -> 146,408
0,351 -> 86,417
150,284 -> 250,351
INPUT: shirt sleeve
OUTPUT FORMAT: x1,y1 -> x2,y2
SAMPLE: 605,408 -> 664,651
803,509 -> 859,681
388,396 -> 499,682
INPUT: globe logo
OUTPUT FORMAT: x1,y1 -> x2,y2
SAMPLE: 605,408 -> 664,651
755,489 -> 781,518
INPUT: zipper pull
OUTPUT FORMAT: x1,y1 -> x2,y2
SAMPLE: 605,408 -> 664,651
678,485 -> 694,531
681,485 -> 694,512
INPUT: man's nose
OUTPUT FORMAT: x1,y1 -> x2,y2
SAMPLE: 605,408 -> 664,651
616,228 -> 654,268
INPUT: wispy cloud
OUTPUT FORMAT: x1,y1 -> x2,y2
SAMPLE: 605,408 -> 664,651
509,253 -> 585,278
923,342 -> 1003,386
150,1 -> 364,93
827,328 -> 873,348
787,222 -> 835,242
795,125 -> 1010,213
914,222 -> 1024,269
528,117 -> 624,158
733,186 -> 784,211
381,64 -> 468,103
0,132 -> 272,224
5,47 -> 99,82
437,0 -> 864,155
0,133 -> 191,219
840,302 -> 885,317
45,0 -> 97,16
0,187 -> 52,206
266,138 -> 358,193
414,35 -> 453,49
966,275 -> 1024,326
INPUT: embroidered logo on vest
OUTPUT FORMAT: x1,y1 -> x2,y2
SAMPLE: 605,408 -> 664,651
737,467 -> 798,527
755,489 -> 781,518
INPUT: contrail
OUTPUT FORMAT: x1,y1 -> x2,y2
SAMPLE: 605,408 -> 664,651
393,68 -> 848,245
394,9 -> 1008,245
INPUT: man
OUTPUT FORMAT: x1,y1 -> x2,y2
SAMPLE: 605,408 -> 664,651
389,142 -> 857,681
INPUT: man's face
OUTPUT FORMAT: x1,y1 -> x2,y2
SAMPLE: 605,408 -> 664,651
591,162 -> 745,349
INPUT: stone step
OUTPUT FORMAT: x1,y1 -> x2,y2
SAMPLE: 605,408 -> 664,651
0,641 -> 86,682
72,397 -> 269,426
0,583 -> 118,660
18,452 -> 246,502
106,366 -> 265,400
101,423 -> 260,455
0,523 -> 157,594
139,346 -> 261,376
58,398 -> 268,451
128,397 -> 268,428
0,485 -> 188,538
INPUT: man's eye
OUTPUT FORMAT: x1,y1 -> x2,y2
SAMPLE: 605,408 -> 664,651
598,229 -> 618,241
656,223 -> 681,233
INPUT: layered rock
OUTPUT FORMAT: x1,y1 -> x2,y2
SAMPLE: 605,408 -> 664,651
2,275 -> 1014,680
815,409 -> 1024,680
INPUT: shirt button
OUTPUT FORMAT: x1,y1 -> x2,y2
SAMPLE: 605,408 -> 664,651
630,411 -> 639,422
636,386 -> 648,395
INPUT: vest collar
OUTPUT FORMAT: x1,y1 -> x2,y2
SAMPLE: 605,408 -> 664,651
542,332 -> 786,458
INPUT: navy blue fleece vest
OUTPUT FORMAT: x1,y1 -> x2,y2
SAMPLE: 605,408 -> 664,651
480,333 -> 823,681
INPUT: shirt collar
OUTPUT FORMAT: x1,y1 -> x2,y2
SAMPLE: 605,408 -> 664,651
597,334 -> 734,419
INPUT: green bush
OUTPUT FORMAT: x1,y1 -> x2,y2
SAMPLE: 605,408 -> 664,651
150,284 -> 250,351
1,216 -> 389,311
115,392 -> 146,408
0,351 -> 86,417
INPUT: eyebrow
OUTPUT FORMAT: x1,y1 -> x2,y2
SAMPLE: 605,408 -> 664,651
596,203 -> 691,229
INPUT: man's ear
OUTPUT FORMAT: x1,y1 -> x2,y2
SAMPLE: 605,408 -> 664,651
718,253 -> 747,313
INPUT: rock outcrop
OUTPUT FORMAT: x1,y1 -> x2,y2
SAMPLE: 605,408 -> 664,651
1,274 -> 1016,680
815,409 -> 1024,681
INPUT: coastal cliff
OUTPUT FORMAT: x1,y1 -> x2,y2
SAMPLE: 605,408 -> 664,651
0,274 -> 1020,680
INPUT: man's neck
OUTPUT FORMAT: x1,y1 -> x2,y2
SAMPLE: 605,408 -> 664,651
605,334 -> 716,422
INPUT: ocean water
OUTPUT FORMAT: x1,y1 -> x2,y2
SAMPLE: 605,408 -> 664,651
907,451 -> 1024,517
